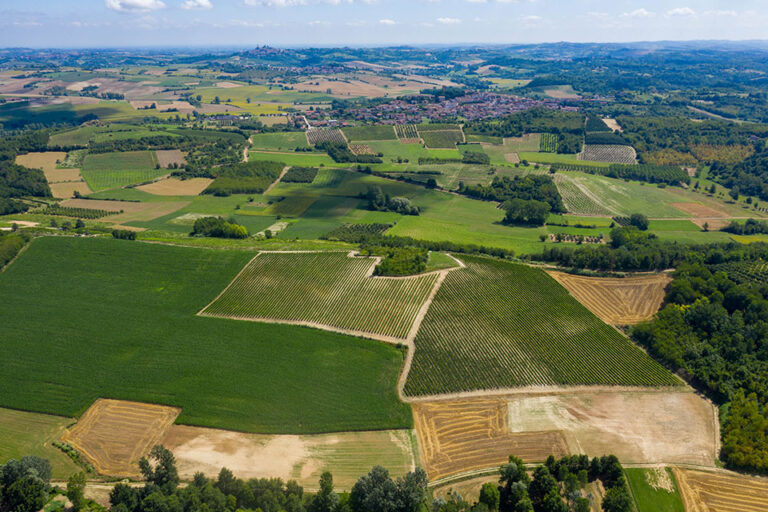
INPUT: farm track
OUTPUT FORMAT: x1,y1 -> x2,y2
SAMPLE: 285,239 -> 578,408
263,166 -> 290,195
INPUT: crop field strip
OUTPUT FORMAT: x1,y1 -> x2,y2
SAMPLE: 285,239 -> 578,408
412,398 -> 568,481
403,255 -> 680,396
546,271 -> 671,325
201,251 -> 440,341
62,399 -> 180,477
672,468 -> 768,512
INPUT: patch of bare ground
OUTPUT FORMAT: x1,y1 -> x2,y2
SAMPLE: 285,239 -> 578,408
546,271 -> 671,325
602,118 -> 622,132
162,425 -> 416,491
16,151 -> 90,198
673,468 -> 768,512
431,475 -> 499,501
505,152 -> 520,163
62,399 -> 180,477
15,152 -> 67,177
671,202 -> 728,218
137,177 -> 212,196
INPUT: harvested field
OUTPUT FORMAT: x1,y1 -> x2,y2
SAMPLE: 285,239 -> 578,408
602,118 -> 622,132
505,152 -> 520,163
163,425 -> 415,490
60,198 -> 188,223
507,390 -> 716,467
671,202 -> 728,218
201,251 -> 440,342
50,181 -> 92,199
673,468 -> 768,512
137,177 -> 212,196
546,271 -> 671,325
15,151 -> 67,177
349,144 -> 376,155
155,149 -> 186,168
62,399 -> 180,477
413,398 -> 568,481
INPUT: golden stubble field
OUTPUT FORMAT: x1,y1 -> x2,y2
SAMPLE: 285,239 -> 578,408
673,468 -> 768,512
546,271 -> 671,325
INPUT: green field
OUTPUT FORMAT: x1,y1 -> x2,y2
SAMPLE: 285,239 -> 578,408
202,251 -> 439,340
250,132 -> 310,150
342,125 -> 397,142
248,150 -> 342,167
403,255 -> 680,396
518,152 -> 611,167
625,468 -> 685,512
81,150 -> 164,191
419,130 -> 464,149
0,237 -> 411,434
0,407 -> 81,479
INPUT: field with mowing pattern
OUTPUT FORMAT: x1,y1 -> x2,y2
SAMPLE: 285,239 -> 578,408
547,271 -> 671,325
673,468 -> 768,512
0,237 -> 411,434
403,255 -> 680,396
202,251 -> 440,341
81,150 -> 164,191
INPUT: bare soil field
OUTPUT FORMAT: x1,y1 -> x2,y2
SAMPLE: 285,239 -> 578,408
349,144 -> 375,155
671,202 -> 728,219
195,103 -> 244,114
137,177 -> 212,196
505,152 -> 520,163
259,115 -> 291,126
154,150 -> 186,168
162,425 -> 415,491
546,271 -> 671,325
50,181 -> 92,199
673,468 -> 768,512
602,118 -> 623,132
60,198 -> 189,223
215,81 -> 242,88
130,100 -> 195,113
62,399 -> 180,477
507,390 -> 717,467
412,398 -> 569,481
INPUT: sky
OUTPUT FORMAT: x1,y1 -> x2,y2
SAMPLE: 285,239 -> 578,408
1,0 -> 767,48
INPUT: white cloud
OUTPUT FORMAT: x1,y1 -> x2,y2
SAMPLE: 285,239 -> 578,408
437,17 -> 460,24
308,20 -> 329,25
667,7 -> 695,17
520,15 -> 541,21
246,0 -> 305,6
379,18 -> 396,24
181,0 -> 212,9
703,9 -> 735,17
105,0 -> 166,12
621,8 -> 655,18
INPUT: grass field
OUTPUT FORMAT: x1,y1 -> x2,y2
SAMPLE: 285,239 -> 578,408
419,130 -> 464,149
249,132 -> 309,150
202,251 -> 439,341
0,407 -> 81,479
403,255 -> 680,396
519,152 -> 611,167
342,125 -> 397,142
626,468 -> 685,512
81,150 -> 164,191
248,150 -> 342,168
0,237 -> 411,434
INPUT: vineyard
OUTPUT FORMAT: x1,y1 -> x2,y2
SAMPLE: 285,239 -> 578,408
41,206 -> 119,219
416,123 -> 461,131
579,145 -> 637,164
349,144 -> 376,155
539,133 -> 559,153
585,115 -> 612,132
554,174 -> 616,216
342,125 -> 396,142
403,255 -> 679,396
395,124 -> 420,143
709,259 -> 768,285
306,128 -> 347,146
202,251 -> 440,341
419,130 -> 464,149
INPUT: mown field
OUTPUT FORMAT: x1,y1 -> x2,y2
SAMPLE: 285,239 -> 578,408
202,251 -> 439,340
625,468 -> 685,512
403,255 -> 680,396
0,237 -> 411,434
81,150 -> 164,191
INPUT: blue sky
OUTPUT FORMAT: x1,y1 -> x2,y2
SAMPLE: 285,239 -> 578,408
1,0 -> 766,48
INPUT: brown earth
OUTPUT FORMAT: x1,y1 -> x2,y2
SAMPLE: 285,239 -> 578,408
505,152 -> 520,164
162,425 -> 416,491
412,398 -> 569,481
673,468 -> 768,512
137,177 -> 212,196
62,399 -> 180,477
671,202 -> 728,218
259,116 -> 290,126
154,150 -> 186,168
602,118 -> 623,132
349,144 -> 375,155
15,152 -> 66,177
546,271 -> 671,325
49,181 -> 91,199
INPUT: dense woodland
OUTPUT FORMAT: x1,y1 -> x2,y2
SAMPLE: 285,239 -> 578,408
458,175 -> 564,213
